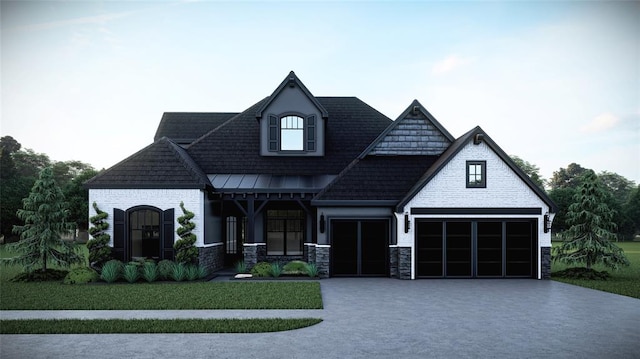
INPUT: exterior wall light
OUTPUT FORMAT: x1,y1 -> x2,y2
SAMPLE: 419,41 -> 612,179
404,213 -> 411,233
319,213 -> 326,233
544,212 -> 551,233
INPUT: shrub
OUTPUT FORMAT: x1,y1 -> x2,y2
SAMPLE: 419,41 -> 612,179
10,269 -> 68,282
171,262 -> 187,282
186,265 -> 200,281
235,260 -> 248,274
283,260 -> 308,275
63,267 -> 98,285
100,260 -> 124,283
157,260 -> 174,280
86,202 -> 111,269
305,263 -> 319,278
142,261 -> 159,283
553,267 -> 610,280
251,262 -> 272,277
123,263 -> 140,283
270,262 -> 283,277
174,202 -> 198,265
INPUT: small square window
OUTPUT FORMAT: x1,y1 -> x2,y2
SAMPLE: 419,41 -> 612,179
466,161 -> 486,188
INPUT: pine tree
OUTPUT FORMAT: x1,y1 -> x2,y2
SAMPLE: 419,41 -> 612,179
3,167 -> 84,272
174,201 -> 198,264
553,170 -> 630,271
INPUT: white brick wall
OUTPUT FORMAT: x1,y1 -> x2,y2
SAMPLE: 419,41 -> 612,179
88,189 -> 208,247
396,141 -> 554,279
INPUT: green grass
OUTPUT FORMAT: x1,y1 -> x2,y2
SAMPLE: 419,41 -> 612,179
0,281 -> 323,310
0,318 -> 323,334
552,241 -> 640,299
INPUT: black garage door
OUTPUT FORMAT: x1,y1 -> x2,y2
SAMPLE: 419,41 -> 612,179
416,220 -> 536,278
332,219 -> 389,276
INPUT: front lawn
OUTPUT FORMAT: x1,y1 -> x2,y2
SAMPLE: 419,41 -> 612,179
552,241 -> 640,299
0,318 -> 323,334
0,244 -> 323,310
0,281 -> 322,310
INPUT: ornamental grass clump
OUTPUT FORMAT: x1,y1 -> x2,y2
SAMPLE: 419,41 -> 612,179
142,261 -> 159,283
270,262 -> 283,277
186,265 -> 200,281
123,263 -> 140,283
100,260 -> 123,283
235,261 -> 248,274
305,263 -> 319,278
197,265 -> 208,279
171,262 -> 187,282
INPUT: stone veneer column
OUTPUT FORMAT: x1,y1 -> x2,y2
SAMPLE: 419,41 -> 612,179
541,247 -> 551,279
315,245 -> 330,278
398,247 -> 412,279
305,243 -> 317,264
389,246 -> 399,278
243,243 -> 266,270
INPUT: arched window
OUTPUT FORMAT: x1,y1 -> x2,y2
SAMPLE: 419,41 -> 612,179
280,115 -> 304,151
129,208 -> 161,259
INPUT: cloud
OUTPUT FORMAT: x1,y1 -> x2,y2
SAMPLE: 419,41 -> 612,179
8,11 -> 134,32
431,55 -> 471,75
580,113 -> 620,133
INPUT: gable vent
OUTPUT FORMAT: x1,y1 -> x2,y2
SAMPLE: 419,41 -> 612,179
412,105 -> 420,115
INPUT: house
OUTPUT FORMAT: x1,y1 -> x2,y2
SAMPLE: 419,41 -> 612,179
85,71 -> 556,279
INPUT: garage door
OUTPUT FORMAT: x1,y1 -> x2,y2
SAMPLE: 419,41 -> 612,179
332,219 -> 389,276
416,220 -> 536,278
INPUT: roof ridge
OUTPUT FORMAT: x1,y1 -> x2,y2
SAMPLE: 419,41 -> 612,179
163,137 -> 210,188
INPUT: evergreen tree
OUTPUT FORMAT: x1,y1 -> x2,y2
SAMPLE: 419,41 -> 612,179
3,167 -> 84,272
174,201 -> 198,264
553,170 -> 629,270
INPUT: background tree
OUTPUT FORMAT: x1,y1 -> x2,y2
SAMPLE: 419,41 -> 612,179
549,163 -> 588,190
0,136 -> 96,240
624,185 -> 640,238
2,167 -> 84,273
174,201 -> 198,264
553,170 -> 629,271
510,155 -> 545,189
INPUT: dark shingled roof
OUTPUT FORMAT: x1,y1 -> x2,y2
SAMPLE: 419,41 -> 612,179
84,137 -> 210,189
153,112 -> 238,144
186,97 -> 393,175
313,155 -> 438,202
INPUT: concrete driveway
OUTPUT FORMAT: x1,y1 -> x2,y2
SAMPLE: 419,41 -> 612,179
1,279 -> 638,358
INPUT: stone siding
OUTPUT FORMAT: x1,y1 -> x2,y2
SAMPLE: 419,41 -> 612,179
541,247 -> 551,279
315,246 -> 330,278
198,245 -> 224,274
389,246 -> 399,278
243,244 -> 266,270
398,247 -> 412,279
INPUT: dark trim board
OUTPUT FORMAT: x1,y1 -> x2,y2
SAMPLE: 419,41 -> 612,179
411,208 -> 542,215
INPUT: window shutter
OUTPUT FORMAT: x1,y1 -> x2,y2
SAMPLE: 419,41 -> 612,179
163,208 -> 175,261
268,115 -> 278,151
306,115 -> 316,151
112,208 -> 126,261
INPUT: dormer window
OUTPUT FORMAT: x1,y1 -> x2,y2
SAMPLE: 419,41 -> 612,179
268,114 -> 316,152
280,115 -> 304,151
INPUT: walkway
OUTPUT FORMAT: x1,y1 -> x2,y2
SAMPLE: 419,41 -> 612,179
1,279 -> 639,358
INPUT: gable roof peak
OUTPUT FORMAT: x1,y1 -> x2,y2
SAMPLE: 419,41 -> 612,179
359,99 -> 455,158
255,71 -> 329,119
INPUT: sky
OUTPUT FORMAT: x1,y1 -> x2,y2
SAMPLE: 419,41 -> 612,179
2,0 -> 639,185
